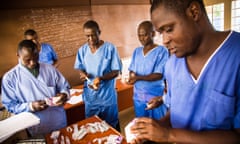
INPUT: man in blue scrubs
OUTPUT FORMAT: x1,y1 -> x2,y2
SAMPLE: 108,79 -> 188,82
74,20 -> 122,131
24,29 -> 58,66
2,40 -> 70,136
129,0 -> 240,143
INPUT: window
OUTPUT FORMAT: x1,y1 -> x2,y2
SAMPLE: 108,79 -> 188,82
232,0 -> 240,32
206,3 -> 224,31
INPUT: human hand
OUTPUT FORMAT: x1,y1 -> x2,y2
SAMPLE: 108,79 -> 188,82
79,71 -> 88,82
52,93 -> 68,106
127,72 -> 137,84
129,117 -> 169,143
145,96 -> 163,110
32,100 -> 48,111
88,77 -> 100,90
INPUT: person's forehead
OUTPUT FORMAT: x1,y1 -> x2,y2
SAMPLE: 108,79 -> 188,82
151,5 -> 178,30
20,47 -> 37,55
25,35 -> 34,39
25,34 -> 38,40
138,27 -> 148,34
19,48 -> 31,57
84,27 -> 98,33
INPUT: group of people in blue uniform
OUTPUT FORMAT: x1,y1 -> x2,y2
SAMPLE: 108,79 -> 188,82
1,0 -> 240,143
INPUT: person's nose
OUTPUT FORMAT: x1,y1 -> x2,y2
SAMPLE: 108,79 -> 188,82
88,35 -> 93,41
139,36 -> 144,41
29,60 -> 37,67
162,33 -> 170,47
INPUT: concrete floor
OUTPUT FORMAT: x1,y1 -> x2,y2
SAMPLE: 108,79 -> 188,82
119,106 -> 135,136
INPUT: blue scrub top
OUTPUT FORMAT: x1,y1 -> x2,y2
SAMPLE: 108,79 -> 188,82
164,31 -> 240,130
39,43 -> 58,65
129,45 -> 169,102
74,42 -> 122,106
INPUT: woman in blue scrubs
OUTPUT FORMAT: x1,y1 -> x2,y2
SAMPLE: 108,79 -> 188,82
128,20 -> 169,120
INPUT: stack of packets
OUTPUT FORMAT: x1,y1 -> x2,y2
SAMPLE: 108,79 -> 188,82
124,120 -> 136,143
45,97 -> 61,106
50,121 -> 123,144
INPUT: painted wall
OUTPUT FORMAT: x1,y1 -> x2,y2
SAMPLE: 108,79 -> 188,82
0,3 -> 151,86
91,5 -> 151,58
0,6 -> 92,86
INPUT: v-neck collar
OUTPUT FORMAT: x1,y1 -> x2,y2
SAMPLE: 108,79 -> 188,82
187,31 -> 233,84
142,46 -> 157,57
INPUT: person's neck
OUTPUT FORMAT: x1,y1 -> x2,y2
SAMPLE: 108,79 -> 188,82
190,15 -> 227,57
90,40 -> 103,52
143,42 -> 157,55
191,30 -> 229,59
23,64 -> 40,77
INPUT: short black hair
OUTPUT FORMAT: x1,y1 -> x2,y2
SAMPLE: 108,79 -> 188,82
138,20 -> 154,32
17,40 -> 38,54
24,29 -> 37,36
150,0 -> 206,16
83,20 -> 101,33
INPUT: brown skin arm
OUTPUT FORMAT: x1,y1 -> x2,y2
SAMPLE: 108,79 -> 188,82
130,112 -> 240,144
99,70 -> 120,81
127,71 -> 163,85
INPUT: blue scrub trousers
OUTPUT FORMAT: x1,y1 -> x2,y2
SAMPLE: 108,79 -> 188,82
85,103 -> 119,130
134,99 -> 167,120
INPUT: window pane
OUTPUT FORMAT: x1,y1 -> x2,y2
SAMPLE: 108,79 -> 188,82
232,0 -> 240,32
232,0 -> 240,9
206,3 -> 224,31
232,9 -> 240,17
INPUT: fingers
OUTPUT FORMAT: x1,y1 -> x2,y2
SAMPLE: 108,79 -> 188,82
32,100 -> 48,111
79,72 -> 88,82
87,77 -> 100,90
130,118 -> 152,134
134,117 -> 153,124
129,138 -> 142,144
130,125 -> 150,144
54,93 -> 68,105
145,101 -> 154,110
128,78 -> 136,84
130,72 -> 136,77
93,77 -> 100,85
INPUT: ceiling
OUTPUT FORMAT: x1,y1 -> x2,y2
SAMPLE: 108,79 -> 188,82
0,0 -> 150,10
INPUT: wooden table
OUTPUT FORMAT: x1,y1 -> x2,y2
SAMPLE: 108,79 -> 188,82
45,116 -> 127,144
64,79 -> 133,125
115,79 -> 133,111
64,87 -> 85,125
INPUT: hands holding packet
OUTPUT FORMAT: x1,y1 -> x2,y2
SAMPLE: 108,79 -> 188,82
45,93 -> 68,106
125,117 -> 170,144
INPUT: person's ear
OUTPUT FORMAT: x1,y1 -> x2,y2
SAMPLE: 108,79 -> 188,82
186,1 -> 202,21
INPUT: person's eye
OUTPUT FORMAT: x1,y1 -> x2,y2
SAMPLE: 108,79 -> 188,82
23,59 -> 30,63
165,27 -> 173,33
